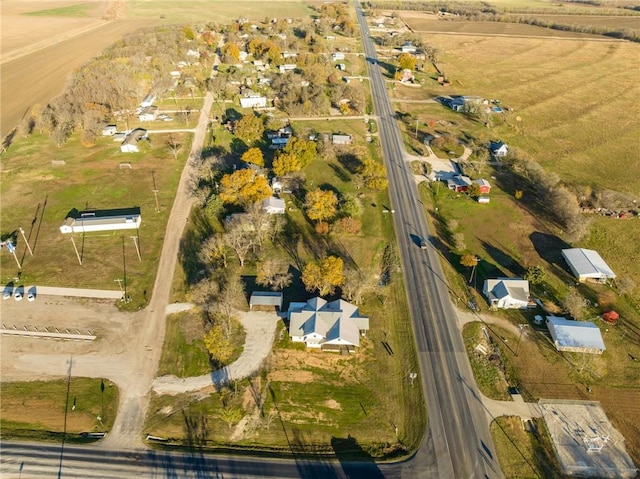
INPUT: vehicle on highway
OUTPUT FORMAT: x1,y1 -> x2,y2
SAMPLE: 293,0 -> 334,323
420,239 -> 428,249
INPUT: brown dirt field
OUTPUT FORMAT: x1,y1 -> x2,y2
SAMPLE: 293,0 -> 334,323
1,396 -> 97,433
1,6 -> 155,138
268,369 -> 315,383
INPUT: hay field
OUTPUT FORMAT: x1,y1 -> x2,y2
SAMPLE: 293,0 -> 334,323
421,34 -> 640,193
403,15 -> 602,38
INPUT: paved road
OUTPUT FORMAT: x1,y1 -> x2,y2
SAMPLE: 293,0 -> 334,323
354,2 -> 502,478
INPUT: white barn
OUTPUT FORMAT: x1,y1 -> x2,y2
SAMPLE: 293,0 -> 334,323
483,278 -> 530,309
240,95 -> 267,108
546,316 -> 606,354
561,248 -> 616,283
60,208 -> 141,234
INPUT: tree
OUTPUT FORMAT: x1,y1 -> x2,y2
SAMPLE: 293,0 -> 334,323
563,289 -> 587,320
235,113 -> 264,144
257,259 -> 293,291
204,324 -> 234,364
241,147 -> 264,167
221,42 -> 240,63
342,266 -> 377,304
219,169 -> 272,207
167,135 -> 183,160
199,233 -> 228,269
452,232 -> 466,252
359,159 -> 388,191
340,194 -> 362,218
272,151 -> 301,176
302,256 -> 344,296
525,265 -> 546,285
460,254 -> 479,284
284,136 -> 316,168
304,189 -> 338,223
224,217 -> 256,267
398,53 -> 416,71
466,182 -> 481,198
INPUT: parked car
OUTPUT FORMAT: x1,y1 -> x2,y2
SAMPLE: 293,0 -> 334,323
27,290 -> 36,302
14,286 -> 23,301
3,289 -> 11,300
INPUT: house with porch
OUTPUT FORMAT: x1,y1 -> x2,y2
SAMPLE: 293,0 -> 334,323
483,278 -> 530,309
288,297 -> 369,352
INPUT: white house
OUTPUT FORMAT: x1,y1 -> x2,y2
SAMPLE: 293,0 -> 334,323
261,196 -> 286,215
546,316 -> 606,354
489,140 -> 508,158
120,128 -> 147,153
561,248 -> 616,283
288,297 -> 369,352
331,52 -> 345,61
240,95 -> 267,108
401,42 -> 416,53
138,106 -> 158,122
483,278 -> 530,309
331,133 -> 352,145
279,64 -> 297,73
59,208 -> 141,234
101,125 -> 117,136
140,93 -> 156,108
282,51 -> 297,59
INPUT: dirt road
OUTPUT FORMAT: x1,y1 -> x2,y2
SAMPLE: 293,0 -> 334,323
1,20 -> 151,139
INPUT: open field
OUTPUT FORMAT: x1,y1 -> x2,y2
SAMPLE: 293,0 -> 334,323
0,378 -> 119,442
506,14 -> 640,31
403,16 -> 605,38
0,131 -> 192,309
124,1 -> 314,23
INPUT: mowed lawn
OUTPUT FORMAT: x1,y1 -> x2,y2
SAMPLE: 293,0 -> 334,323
0,132 -> 191,308
409,34 -> 640,195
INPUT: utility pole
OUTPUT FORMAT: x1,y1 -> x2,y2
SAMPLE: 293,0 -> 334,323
122,236 -> 128,303
6,241 -> 21,269
19,227 -> 33,256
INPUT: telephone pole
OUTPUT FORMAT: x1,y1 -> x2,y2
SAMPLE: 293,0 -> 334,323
19,227 -> 33,256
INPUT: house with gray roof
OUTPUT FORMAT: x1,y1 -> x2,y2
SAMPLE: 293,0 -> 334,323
483,278 -> 530,309
288,297 -> 369,352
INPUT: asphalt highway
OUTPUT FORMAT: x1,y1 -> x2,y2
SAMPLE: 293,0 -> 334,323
353,1 -> 503,478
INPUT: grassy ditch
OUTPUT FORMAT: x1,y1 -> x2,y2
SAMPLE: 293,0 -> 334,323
491,416 -> 563,479
0,378 -> 119,442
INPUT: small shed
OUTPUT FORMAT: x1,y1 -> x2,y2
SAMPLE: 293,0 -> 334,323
546,316 -> 606,354
489,141 -> 508,158
249,291 -> 283,311
101,125 -> 117,136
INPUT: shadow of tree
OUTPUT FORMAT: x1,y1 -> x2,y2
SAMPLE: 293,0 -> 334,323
337,152 -> 362,174
481,240 -> 525,277
331,435 -> 385,479
178,209 -> 214,286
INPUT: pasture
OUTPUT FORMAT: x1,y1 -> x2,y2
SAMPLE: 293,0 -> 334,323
0,131 -> 192,310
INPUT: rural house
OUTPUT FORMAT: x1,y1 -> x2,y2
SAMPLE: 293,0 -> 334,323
138,106 -> 158,122
288,297 -> 369,352
561,248 -> 616,283
489,141 -> 508,158
546,316 -> 606,354
101,125 -> 117,136
261,196 -> 286,215
447,176 -> 491,193
332,52 -> 345,61
483,278 -> 530,309
331,133 -> 353,145
240,93 -> 267,108
120,128 -> 147,153
59,207 -> 141,234
140,93 -> 156,108
401,42 -> 416,53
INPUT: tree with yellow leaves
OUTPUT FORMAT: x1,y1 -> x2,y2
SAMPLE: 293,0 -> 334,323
398,53 -> 416,71
221,42 -> 240,63
204,324 -> 234,365
272,151 -> 301,176
219,168 -> 272,208
235,113 -> 264,145
302,256 -> 345,296
304,189 -> 338,223
359,158 -> 388,191
241,147 -> 264,167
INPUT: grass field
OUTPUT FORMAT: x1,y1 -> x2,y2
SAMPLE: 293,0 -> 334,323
490,416 -> 562,479
23,3 -> 96,17
0,131 -> 192,310
0,378 -> 119,442
125,1 -> 314,23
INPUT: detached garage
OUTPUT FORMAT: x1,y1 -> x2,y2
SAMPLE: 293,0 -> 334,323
546,316 -> 606,354
561,248 -> 616,283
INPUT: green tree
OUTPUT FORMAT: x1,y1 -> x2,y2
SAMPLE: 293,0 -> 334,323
398,53 -> 416,71
241,147 -> 264,167
219,169 -> 272,207
204,324 -> 234,364
305,189 -> 338,223
467,182 -> 481,198
302,256 -> 345,296
272,151 -> 301,176
525,265 -> 546,285
235,113 -> 264,144
284,136 -> 316,168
